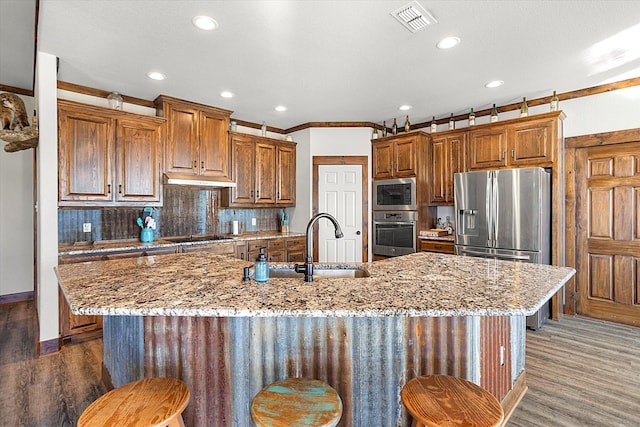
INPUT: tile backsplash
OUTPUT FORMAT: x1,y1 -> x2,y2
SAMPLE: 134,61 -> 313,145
58,186 -> 283,243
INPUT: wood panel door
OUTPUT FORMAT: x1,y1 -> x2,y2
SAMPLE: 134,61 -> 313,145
575,142 -> 640,326
115,118 -> 162,203
255,141 -> 277,205
468,127 -> 508,170
394,136 -> 417,178
229,134 -> 255,205
199,110 -> 230,179
165,104 -> 198,175
277,142 -> 296,205
372,140 -> 394,179
58,108 -> 114,202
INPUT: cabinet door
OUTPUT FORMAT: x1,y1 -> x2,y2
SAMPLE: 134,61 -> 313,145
468,127 -> 508,170
58,107 -> 114,203
199,110 -> 231,178
229,134 -> 255,205
116,118 -> 162,203
430,137 -> 448,204
255,142 -> 277,205
235,242 -> 248,261
165,104 -> 198,175
372,141 -> 394,179
394,137 -> 417,177
277,143 -> 296,205
448,133 -> 466,202
508,118 -> 554,166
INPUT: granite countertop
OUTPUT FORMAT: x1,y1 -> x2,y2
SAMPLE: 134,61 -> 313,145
55,251 -> 575,318
58,231 -> 305,256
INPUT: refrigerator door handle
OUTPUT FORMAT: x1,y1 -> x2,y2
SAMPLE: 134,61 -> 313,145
458,249 -> 532,261
492,171 -> 499,248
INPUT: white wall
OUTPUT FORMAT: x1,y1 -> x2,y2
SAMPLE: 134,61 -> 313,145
0,94 -> 34,297
35,51 -> 59,344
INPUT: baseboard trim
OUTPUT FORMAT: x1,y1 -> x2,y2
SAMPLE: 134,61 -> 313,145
500,370 -> 528,426
0,291 -> 34,305
37,337 -> 61,356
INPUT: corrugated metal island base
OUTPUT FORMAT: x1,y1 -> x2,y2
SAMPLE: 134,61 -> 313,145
56,252 -> 575,426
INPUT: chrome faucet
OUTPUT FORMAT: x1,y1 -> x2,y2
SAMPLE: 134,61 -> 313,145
295,213 -> 344,282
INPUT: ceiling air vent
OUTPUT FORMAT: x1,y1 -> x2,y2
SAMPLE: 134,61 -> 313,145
391,1 -> 437,33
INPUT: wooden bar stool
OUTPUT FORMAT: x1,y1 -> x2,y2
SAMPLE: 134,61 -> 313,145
401,374 -> 504,427
78,377 -> 190,427
251,377 -> 343,427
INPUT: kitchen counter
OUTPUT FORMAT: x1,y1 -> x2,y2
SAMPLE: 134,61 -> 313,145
56,251 -> 573,318
418,234 -> 455,242
58,231 -> 305,256
55,252 -> 574,426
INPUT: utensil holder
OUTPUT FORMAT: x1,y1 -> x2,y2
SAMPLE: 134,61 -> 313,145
140,228 -> 154,243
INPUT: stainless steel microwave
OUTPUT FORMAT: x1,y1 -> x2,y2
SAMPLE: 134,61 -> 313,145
373,178 -> 417,211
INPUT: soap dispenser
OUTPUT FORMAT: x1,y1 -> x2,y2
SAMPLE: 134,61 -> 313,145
254,247 -> 269,282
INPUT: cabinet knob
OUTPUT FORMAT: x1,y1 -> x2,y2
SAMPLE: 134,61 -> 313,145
201,161 -> 205,169
511,149 -> 515,159
118,184 -> 122,194
193,160 -> 197,169
501,151 -> 506,160
356,231 -> 361,235
107,184 -> 111,194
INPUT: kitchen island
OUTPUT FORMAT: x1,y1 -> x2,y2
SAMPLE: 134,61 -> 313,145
56,251 -> 574,426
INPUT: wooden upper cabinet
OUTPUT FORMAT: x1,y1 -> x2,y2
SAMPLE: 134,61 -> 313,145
228,133 -> 255,205
154,95 -> 232,180
467,113 -> 562,171
372,135 -> 418,179
508,117 -> 554,166
222,133 -> 296,208
372,140 -> 394,179
58,99 -> 164,207
467,126 -> 508,170
116,118 -> 163,203
59,106 -> 114,203
255,141 -> 277,205
277,143 -> 296,205
430,131 -> 466,205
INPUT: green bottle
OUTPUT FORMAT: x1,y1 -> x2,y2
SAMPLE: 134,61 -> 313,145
520,97 -> 528,118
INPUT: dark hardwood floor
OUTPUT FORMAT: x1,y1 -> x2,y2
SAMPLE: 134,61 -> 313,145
0,301 -> 104,427
1,300 -> 638,426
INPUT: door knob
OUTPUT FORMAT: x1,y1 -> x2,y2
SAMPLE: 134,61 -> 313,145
356,231 -> 361,235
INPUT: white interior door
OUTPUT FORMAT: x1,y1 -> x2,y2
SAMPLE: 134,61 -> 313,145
317,164 -> 363,262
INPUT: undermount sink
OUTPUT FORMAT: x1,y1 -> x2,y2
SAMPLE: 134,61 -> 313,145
268,266 -> 370,279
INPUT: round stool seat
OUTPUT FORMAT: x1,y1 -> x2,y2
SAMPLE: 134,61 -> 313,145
401,375 -> 504,427
78,377 -> 190,427
251,377 -> 343,427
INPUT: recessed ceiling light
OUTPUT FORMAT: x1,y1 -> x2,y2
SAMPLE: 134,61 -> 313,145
399,105 -> 412,111
436,36 -> 460,49
275,105 -> 287,112
147,71 -> 166,81
220,91 -> 234,98
485,80 -> 504,88
192,15 -> 218,31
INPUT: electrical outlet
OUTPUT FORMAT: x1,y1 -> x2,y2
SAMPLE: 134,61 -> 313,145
252,218 -> 257,226
83,223 -> 91,233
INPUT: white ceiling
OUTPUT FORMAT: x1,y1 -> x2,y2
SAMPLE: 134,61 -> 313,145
2,1 -> 640,130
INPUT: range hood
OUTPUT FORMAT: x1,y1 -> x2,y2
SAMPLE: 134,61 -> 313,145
164,173 -> 236,188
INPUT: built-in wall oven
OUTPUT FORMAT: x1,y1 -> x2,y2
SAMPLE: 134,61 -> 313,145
373,178 -> 416,211
373,211 -> 417,257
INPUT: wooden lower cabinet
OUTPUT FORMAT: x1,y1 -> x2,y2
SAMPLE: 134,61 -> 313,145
419,239 -> 455,254
285,236 -> 305,263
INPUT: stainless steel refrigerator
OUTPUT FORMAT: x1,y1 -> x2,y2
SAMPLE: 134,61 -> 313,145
454,167 -> 551,329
